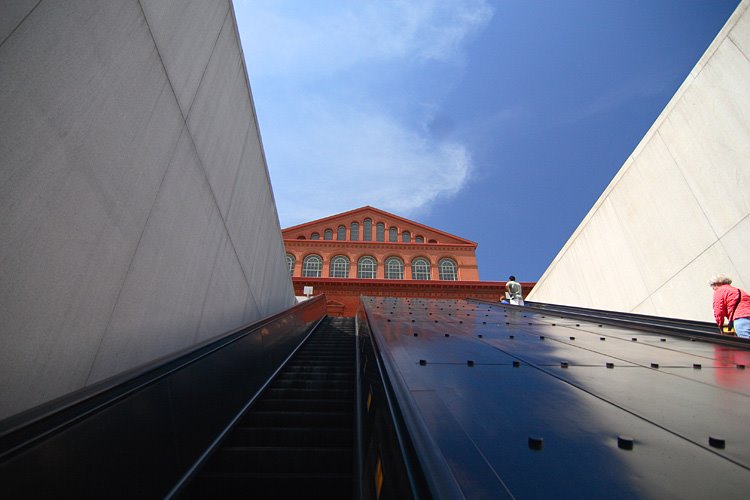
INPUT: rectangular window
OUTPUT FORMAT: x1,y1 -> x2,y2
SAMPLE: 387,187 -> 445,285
376,223 -> 385,242
364,219 -> 372,241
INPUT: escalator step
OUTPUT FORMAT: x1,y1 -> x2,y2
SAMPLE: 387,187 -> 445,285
190,472 -> 352,499
242,410 -> 352,427
186,317 -> 356,498
276,371 -> 352,381
287,357 -> 354,363
254,398 -> 352,412
283,365 -> 354,374
271,379 -> 353,390
264,388 -> 354,400
230,426 -> 353,447
204,446 -> 352,474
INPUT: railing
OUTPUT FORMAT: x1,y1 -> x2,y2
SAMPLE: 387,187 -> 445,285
470,298 -> 750,346
0,295 -> 327,499
355,304 -> 426,499
356,299 -> 468,500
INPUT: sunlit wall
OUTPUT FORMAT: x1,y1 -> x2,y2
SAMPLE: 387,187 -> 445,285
0,1 -> 295,419
529,0 -> 750,322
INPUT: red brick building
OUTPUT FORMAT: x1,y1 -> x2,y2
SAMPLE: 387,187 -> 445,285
283,206 -> 533,315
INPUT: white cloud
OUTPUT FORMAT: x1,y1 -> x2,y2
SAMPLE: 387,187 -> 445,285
263,102 -> 472,225
237,0 -> 493,78
234,0 -> 492,226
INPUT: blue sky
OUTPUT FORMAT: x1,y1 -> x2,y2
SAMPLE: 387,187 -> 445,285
234,0 -> 739,281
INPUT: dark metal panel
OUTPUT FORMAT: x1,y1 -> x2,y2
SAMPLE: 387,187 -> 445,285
363,297 -> 750,499
409,390 -> 514,499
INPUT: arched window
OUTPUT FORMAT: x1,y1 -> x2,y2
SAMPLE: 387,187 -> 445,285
358,256 -> 377,279
376,222 -> 385,242
389,227 -> 398,242
415,235 -> 424,243
351,222 -> 359,241
439,258 -> 458,281
363,219 -> 372,241
412,258 -> 431,280
296,236 -> 306,240
385,257 -> 404,279
286,254 -> 295,276
302,255 -> 323,277
402,231 -> 411,243
329,255 -> 350,278
337,225 -> 346,240
324,229 -> 333,240
428,239 -> 437,244
311,232 -> 320,240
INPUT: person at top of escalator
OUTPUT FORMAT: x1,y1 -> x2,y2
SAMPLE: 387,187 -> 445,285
505,276 -> 524,306
709,274 -> 750,339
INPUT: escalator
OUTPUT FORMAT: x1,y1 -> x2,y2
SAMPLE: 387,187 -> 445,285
0,294 -> 426,500
184,317 -> 356,498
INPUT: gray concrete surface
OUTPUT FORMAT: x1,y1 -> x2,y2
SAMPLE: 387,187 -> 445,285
529,0 -> 750,322
0,0 -> 294,419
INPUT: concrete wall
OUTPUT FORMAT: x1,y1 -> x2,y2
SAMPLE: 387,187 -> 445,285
528,0 -> 750,322
0,0 -> 295,420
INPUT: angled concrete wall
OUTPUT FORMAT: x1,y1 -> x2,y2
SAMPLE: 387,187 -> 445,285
0,0 -> 295,420
529,0 -> 750,322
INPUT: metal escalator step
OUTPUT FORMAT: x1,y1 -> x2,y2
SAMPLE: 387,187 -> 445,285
229,426 -> 353,447
294,354 -> 354,366
204,446 -> 352,474
254,398 -> 353,412
186,317 -> 356,498
242,410 -> 352,427
190,472 -> 352,499
271,379 -> 353,390
264,387 -> 354,400
282,365 -> 354,374
276,371 -> 353,381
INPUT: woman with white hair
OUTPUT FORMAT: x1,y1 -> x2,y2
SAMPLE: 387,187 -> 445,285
709,274 -> 750,339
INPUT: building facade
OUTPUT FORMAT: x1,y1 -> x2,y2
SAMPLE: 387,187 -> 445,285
283,206 -> 532,315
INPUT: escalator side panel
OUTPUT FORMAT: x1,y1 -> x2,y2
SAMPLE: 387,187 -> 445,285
0,296 -> 326,499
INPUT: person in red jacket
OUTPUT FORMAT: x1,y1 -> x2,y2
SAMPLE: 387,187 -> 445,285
709,274 -> 750,339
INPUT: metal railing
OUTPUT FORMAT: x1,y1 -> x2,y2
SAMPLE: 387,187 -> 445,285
470,298 -> 750,347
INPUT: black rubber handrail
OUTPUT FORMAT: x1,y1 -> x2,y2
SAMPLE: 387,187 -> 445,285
354,318 -> 364,500
469,298 -> 750,348
165,313 -> 328,499
0,295 -> 327,499
0,294 -> 327,459
524,300 -> 717,332
364,319 -> 425,499
360,302 -> 464,499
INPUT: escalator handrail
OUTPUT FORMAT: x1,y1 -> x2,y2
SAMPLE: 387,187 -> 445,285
354,317 -> 364,500
360,302 -> 464,499
469,298 -> 750,347
524,300 -> 717,331
0,294 -> 327,461
165,313 -> 328,499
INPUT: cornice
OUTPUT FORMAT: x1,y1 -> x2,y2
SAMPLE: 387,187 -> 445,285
283,240 -> 475,251
291,277 -> 506,289
281,205 -> 477,245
